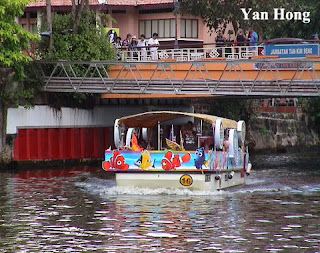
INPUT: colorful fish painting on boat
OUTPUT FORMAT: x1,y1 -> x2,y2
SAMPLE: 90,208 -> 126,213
102,150 -> 129,171
161,151 -> 191,171
135,150 -> 155,170
194,147 -> 210,169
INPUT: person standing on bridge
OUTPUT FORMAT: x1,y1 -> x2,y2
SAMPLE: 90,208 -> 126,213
215,30 -> 226,57
234,29 -> 246,46
148,33 -> 159,60
122,33 -> 133,60
248,28 -> 258,47
137,34 -> 148,60
312,33 -> 319,42
114,37 -> 122,60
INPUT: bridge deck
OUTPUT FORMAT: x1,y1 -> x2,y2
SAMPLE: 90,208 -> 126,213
36,57 -> 320,97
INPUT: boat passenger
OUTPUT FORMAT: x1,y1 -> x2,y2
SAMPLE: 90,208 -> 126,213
139,139 -> 148,149
182,121 -> 197,151
223,138 -> 230,152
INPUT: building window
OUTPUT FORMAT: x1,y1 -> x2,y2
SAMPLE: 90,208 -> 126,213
30,23 -> 37,33
180,19 -> 198,38
139,19 -> 176,39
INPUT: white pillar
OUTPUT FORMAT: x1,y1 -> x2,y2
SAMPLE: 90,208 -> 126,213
37,10 -> 42,34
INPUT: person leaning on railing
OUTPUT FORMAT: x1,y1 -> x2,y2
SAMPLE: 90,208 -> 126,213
122,33 -> 133,60
234,29 -> 246,46
215,30 -> 226,57
248,28 -> 258,47
234,29 -> 247,56
113,37 -> 122,60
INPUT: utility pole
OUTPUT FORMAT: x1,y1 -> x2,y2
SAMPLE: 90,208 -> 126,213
46,0 -> 53,48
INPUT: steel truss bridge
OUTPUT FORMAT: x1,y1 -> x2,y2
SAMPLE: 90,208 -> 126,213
36,58 -> 320,97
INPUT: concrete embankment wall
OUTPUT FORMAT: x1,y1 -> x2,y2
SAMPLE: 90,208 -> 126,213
7,106 -> 114,161
249,112 -> 319,152
5,104 -> 193,162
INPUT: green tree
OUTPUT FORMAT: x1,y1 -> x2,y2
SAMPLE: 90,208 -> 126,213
37,10 -> 115,107
0,0 -> 38,163
180,0 -> 320,40
0,0 -> 37,75
39,11 -> 114,61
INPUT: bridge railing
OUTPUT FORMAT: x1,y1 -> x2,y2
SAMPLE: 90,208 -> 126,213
119,45 -> 261,62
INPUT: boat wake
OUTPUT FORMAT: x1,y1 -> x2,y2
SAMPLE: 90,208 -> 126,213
76,177 -> 227,196
76,176 -> 320,197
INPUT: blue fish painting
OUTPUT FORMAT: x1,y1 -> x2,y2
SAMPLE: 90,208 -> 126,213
194,147 -> 206,169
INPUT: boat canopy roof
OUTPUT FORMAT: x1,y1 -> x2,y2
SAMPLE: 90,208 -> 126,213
117,111 -> 238,128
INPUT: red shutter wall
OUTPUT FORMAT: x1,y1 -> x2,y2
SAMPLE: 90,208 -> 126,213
13,127 -> 111,161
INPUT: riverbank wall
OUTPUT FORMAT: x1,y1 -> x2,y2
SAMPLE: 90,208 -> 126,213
0,103 -> 193,167
1,104 -> 319,167
248,112 -> 319,152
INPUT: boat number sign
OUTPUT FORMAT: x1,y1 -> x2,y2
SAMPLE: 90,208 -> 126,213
180,174 -> 193,186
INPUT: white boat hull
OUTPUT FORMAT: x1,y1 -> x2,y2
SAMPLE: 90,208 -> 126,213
116,171 -> 245,191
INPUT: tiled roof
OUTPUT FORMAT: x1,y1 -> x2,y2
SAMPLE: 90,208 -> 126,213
27,0 -> 173,8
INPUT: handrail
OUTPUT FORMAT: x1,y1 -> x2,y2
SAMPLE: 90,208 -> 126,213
36,57 -> 320,64
118,45 -> 261,61
115,43 -> 320,62
115,40 -> 320,50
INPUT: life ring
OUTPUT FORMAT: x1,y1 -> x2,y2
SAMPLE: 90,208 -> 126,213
237,120 -> 246,144
214,119 -> 224,149
125,128 -> 135,148
142,128 -> 148,141
228,129 -> 239,158
114,119 -> 121,148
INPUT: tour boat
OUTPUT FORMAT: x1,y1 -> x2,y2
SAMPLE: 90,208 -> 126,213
102,111 -> 251,191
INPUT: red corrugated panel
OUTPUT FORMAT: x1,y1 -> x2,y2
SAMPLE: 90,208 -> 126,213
16,129 -> 27,160
13,127 -> 111,161
28,129 -> 38,159
73,128 -> 80,159
41,129 -> 49,159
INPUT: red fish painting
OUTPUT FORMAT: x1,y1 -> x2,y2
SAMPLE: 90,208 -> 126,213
161,151 -> 191,171
102,150 -> 129,171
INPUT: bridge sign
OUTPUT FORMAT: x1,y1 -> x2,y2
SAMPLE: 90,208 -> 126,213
264,44 -> 319,58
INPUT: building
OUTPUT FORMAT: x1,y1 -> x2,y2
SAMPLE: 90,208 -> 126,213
22,0 -> 236,46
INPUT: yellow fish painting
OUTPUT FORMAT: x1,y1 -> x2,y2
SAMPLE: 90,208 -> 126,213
135,150 -> 155,170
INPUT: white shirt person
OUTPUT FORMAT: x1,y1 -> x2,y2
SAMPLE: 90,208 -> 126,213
137,34 -> 148,60
148,33 -> 159,60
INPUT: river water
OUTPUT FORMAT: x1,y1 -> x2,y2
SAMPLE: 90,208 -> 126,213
0,149 -> 319,252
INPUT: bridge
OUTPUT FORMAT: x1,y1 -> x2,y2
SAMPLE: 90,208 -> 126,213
36,45 -> 320,98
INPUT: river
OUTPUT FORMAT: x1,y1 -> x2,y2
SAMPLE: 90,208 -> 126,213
0,149 -> 319,252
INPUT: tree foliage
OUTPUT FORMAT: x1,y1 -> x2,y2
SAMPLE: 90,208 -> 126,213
181,0 -> 320,137
0,0 -> 40,108
36,10 -> 115,107
0,0 -> 38,76
38,10 -> 115,61
180,0 -> 320,40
